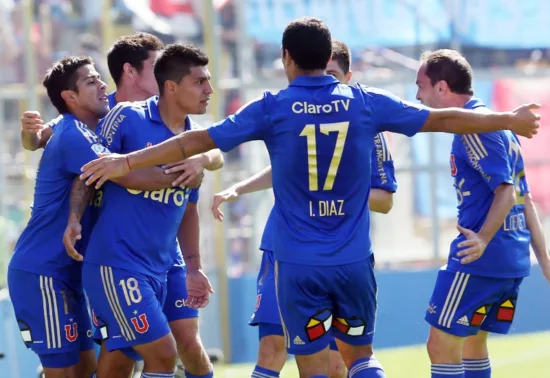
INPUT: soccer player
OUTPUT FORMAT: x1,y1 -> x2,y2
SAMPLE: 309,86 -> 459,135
80,44 -> 215,378
416,49 -> 550,378
79,18 -> 541,378
205,40 -> 397,378
20,33 -> 221,378
7,56 -> 110,378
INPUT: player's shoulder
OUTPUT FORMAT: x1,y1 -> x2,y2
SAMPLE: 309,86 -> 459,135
106,100 -> 148,120
57,117 -> 102,143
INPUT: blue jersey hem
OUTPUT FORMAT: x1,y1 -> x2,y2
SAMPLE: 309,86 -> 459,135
445,263 -> 530,279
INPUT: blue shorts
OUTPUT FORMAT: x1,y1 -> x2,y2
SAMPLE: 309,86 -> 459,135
275,258 -> 377,355
7,268 -> 94,368
162,264 -> 199,322
425,266 -> 523,337
249,250 -> 281,327
83,263 -> 171,353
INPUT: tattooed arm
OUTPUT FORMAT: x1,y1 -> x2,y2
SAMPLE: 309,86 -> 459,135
63,177 -> 95,261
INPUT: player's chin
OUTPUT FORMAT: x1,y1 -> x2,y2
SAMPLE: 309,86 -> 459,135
97,104 -> 110,118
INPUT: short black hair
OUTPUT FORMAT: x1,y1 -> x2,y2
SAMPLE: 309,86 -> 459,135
107,32 -> 164,85
282,17 -> 332,71
420,49 -> 474,95
43,56 -> 93,114
331,40 -> 351,74
154,44 -> 209,95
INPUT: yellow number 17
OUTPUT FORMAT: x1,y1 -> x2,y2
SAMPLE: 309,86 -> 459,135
299,122 -> 350,191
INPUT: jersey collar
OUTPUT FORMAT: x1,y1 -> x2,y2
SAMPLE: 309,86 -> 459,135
464,97 -> 485,109
289,75 -> 340,87
107,91 -> 117,109
146,95 -> 192,131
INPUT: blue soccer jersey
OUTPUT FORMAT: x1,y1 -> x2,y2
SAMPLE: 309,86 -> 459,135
208,76 -> 428,265
9,114 -> 109,283
448,98 -> 531,278
371,132 -> 397,193
85,96 -> 198,280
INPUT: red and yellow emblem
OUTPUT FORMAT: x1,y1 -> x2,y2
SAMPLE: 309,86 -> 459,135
470,306 -> 487,327
305,309 -> 332,341
496,299 -> 515,322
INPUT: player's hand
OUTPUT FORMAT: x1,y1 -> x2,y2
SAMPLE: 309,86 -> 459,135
185,269 -> 215,308
510,103 -> 541,139
211,185 -> 240,221
80,153 -> 130,189
456,225 -> 488,264
163,155 -> 207,188
21,111 -> 46,133
63,221 -> 83,262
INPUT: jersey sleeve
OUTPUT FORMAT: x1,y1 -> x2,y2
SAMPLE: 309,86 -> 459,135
370,133 -> 397,192
60,121 -> 110,175
47,114 -> 63,130
188,188 -> 199,204
207,94 -> 271,152
359,85 -> 430,137
459,132 -> 513,191
98,103 -> 133,153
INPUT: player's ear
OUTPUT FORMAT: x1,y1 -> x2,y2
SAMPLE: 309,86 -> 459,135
123,62 -> 135,79
436,80 -> 449,94
60,89 -> 77,104
164,80 -> 177,95
345,71 -> 352,84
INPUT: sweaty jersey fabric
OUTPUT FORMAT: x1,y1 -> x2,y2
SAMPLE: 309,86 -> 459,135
84,96 -> 198,280
10,113 -> 109,283
448,98 -> 531,278
208,75 -> 429,265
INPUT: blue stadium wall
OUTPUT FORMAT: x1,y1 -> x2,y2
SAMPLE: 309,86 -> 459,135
1,266 -> 549,375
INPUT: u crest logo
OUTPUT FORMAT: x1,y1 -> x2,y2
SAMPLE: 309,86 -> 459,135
65,323 -> 78,342
131,314 -> 150,334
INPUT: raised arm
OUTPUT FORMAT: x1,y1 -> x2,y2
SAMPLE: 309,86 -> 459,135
21,111 -> 54,151
81,97 -> 270,188
420,104 -> 541,136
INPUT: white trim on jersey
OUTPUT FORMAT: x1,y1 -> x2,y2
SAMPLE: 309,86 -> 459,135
437,271 -> 471,328
100,104 -> 128,147
39,276 -> 62,349
463,134 -> 488,161
100,266 -> 136,342
273,261 -> 291,349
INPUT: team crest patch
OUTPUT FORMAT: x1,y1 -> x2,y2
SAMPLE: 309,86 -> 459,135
496,299 -> 516,322
332,317 -> 366,336
470,305 -> 489,327
305,309 -> 332,341
91,144 -> 109,155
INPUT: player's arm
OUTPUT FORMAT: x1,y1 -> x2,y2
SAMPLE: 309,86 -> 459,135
111,168 -> 185,191
20,111 -> 55,151
80,96 -> 271,188
201,149 -> 224,170
369,133 -> 397,214
178,191 -> 214,308
524,193 -> 550,274
365,86 -> 540,138
211,165 -> 272,221
455,133 -> 517,264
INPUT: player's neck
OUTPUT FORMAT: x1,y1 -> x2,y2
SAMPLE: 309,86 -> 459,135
115,84 -> 151,103
69,108 -> 99,132
157,97 -> 188,134
448,94 -> 473,109
291,69 -> 326,81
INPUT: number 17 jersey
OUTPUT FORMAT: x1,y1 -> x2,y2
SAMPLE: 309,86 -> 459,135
207,75 -> 430,265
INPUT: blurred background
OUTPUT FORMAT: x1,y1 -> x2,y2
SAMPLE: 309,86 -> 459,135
0,0 -> 549,376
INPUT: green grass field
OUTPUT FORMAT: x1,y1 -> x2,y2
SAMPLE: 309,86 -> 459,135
213,331 -> 550,377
